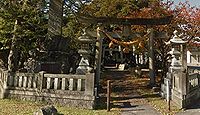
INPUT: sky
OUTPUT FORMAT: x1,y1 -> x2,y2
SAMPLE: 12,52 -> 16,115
168,0 -> 200,7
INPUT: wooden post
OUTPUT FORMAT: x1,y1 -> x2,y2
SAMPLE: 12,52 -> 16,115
95,26 -> 103,93
149,28 -> 155,86
166,79 -> 170,111
168,97 -> 171,111
107,80 -> 111,112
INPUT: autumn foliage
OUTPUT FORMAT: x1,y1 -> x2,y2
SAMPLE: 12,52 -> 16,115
81,0 -> 199,38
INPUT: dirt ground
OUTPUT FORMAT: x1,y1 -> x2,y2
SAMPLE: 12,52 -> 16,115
99,71 -> 152,107
98,70 -> 180,115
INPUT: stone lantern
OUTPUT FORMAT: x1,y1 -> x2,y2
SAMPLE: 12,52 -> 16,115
161,30 -> 188,104
167,30 -> 188,108
76,29 -> 96,75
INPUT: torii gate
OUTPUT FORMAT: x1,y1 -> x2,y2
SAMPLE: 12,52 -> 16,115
47,0 -> 173,88
77,15 -> 172,87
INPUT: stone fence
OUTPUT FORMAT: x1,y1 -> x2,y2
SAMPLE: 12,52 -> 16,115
161,65 -> 200,108
184,65 -> 200,106
0,69 -> 96,109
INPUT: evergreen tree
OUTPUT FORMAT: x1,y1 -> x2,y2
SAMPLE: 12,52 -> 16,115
0,0 -> 47,71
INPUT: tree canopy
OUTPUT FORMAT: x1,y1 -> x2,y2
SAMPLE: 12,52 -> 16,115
78,0 -> 199,36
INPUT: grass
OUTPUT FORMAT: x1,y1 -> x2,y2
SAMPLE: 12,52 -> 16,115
0,99 -> 120,115
148,98 -> 182,115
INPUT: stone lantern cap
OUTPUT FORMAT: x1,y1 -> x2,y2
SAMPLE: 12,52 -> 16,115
78,29 -> 96,43
78,35 -> 96,43
170,30 -> 187,44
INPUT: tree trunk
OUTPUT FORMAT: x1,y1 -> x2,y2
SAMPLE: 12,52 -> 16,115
8,20 -> 20,72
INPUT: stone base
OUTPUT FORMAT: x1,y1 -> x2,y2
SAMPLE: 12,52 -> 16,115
2,89 -> 96,109
76,58 -> 92,75
171,89 -> 185,108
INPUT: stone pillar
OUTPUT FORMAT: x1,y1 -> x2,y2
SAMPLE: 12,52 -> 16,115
180,44 -> 187,95
85,73 -> 95,96
48,0 -> 63,37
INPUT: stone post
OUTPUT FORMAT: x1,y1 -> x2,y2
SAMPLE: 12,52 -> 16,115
180,44 -> 187,95
85,73 -> 95,96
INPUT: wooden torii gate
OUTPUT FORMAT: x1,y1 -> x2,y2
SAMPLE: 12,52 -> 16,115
77,15 -> 173,88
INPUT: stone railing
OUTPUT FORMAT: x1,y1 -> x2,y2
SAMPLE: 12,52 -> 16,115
41,73 -> 95,96
7,72 -> 40,90
0,69 -> 95,109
